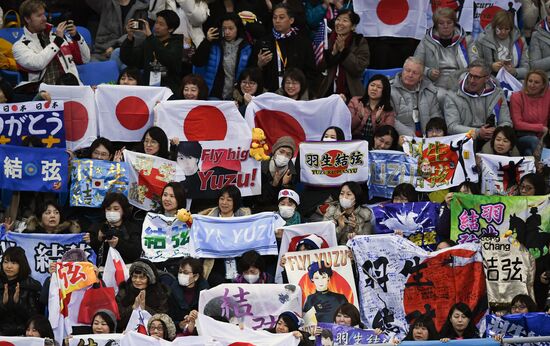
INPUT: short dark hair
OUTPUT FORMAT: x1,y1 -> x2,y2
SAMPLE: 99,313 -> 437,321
89,137 -> 114,160
101,192 -> 132,221
181,74 -> 209,100
490,126 -> 517,154
118,67 -> 142,85
392,183 -> 418,202
341,181 -> 364,206
333,303 -> 363,328
425,117 -> 448,135
282,68 -> 307,99
273,3 -> 295,18
140,126 -> 169,159
237,250 -> 264,274
25,315 -> 55,339
156,10 -> 180,32
405,314 -> 439,340
37,200 -> 64,223
2,246 -> 32,280
20,0 -> 46,26
220,12 -> 245,39
321,329 -> 334,340
373,125 -> 400,150
439,302 -> 479,339
179,257 -> 203,278
92,311 -> 116,333
454,181 -> 480,194
337,9 -> 360,25
160,182 -> 187,213
520,173 -> 547,195
510,294 -> 537,312
321,126 -> 345,140
363,74 -> 393,112
237,67 -> 264,96
218,185 -> 242,212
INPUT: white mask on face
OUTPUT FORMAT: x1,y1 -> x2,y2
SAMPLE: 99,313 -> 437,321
323,137 -> 337,142
178,273 -> 191,286
339,197 -> 355,209
279,205 -> 295,218
244,274 -> 260,283
274,154 -> 290,167
105,211 -> 121,223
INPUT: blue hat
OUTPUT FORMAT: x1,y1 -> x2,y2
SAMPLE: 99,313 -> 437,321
279,311 -> 303,331
307,260 -> 332,280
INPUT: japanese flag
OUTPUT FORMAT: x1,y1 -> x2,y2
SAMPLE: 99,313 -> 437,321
40,83 -> 97,150
102,247 -> 129,295
245,93 -> 351,155
96,85 -> 172,142
155,100 -> 252,141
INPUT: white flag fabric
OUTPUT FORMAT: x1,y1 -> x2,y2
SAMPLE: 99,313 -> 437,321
96,85 -> 172,141
124,307 -> 152,334
245,93 -> 352,153
102,247 -> 129,294
478,153 -> 535,195
68,334 -> 124,346
40,83 -> 97,150
155,100 -> 252,141
121,331 -> 172,346
496,68 -> 522,101
0,337 -> 45,345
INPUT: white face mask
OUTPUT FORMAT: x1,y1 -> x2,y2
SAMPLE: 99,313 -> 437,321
178,273 -> 191,286
323,137 -> 337,142
244,274 -> 260,283
279,205 -> 295,219
105,211 -> 121,223
339,197 -> 355,209
274,154 -> 290,167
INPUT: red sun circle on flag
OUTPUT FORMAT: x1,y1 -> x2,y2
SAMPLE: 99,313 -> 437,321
254,110 -> 306,157
115,96 -> 150,130
64,101 -> 88,142
322,149 -> 348,178
377,0 -> 409,25
11,105 -> 17,112
420,142 -> 459,185
183,105 -> 228,141
480,6 -> 504,29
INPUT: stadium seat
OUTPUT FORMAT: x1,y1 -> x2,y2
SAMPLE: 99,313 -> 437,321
76,60 -> 119,85
363,68 -> 403,86
76,26 -> 93,47
0,70 -> 22,86
0,27 -> 24,43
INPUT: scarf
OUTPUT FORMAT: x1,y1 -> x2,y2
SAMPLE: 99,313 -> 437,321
329,32 -> 353,95
272,27 -> 299,40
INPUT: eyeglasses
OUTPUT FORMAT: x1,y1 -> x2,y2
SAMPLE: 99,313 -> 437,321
149,324 -> 164,331
92,150 -> 110,158
284,80 -> 300,86
511,304 -> 527,310
467,73 -> 488,80
241,80 -> 257,86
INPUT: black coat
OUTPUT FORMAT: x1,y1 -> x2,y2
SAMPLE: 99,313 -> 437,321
168,277 -> 209,326
0,276 -> 42,336
116,280 -> 170,331
89,220 -> 142,267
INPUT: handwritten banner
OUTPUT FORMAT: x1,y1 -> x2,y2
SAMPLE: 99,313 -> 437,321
141,212 -> 191,262
477,154 -> 535,195
368,150 -> 418,199
315,322 -> 389,345
68,334 -> 123,346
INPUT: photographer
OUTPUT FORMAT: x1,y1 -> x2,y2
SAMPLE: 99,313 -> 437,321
89,192 -> 142,267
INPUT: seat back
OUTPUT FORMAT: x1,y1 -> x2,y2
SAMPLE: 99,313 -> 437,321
76,60 -> 119,85
76,26 -> 93,47
0,27 -> 24,44
363,68 -> 403,86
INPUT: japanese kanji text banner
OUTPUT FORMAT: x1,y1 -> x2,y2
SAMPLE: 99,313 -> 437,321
299,141 -> 369,186
0,100 -> 65,147
314,322 -> 388,345
450,193 -> 550,259
368,150 -> 418,199
141,212 -> 191,262
0,145 -> 69,192
477,153 -> 535,196
68,334 -> 123,346
484,313 -> 550,339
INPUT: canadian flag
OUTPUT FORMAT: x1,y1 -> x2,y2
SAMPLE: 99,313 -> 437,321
102,247 -> 129,295
96,85 -> 172,142
155,100 -> 252,141
39,83 -> 97,151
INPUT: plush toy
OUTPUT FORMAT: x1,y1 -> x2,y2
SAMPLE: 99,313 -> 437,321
176,208 -> 193,228
249,128 -> 270,161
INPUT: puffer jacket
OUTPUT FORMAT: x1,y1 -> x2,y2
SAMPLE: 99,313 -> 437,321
530,19 -> 550,74
0,276 -> 42,336
323,202 -> 373,245
23,215 -> 80,234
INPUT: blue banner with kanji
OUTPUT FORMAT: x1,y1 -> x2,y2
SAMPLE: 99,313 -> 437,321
0,145 -> 69,192
485,313 -> 550,340
368,150 -> 417,200
315,322 -> 389,345
0,101 -> 66,147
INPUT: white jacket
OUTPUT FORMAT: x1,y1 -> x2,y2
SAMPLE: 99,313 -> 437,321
12,24 -> 90,84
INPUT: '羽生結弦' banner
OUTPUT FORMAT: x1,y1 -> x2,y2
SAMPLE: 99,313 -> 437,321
477,153 -> 535,196
368,150 -> 418,199
315,322 -> 389,345
299,140 -> 369,186
141,212 -> 191,262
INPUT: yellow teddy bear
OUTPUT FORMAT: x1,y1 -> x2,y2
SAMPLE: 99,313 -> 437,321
176,208 -> 193,228
250,128 -> 270,161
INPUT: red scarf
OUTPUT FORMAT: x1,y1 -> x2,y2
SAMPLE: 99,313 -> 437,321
329,32 -> 353,95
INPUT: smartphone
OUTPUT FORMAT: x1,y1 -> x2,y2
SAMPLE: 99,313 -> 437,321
130,20 -> 144,30
259,40 -> 271,54
66,20 -> 74,25
485,114 -> 496,128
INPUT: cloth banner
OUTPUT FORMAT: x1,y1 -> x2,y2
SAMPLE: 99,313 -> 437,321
0,231 -> 96,284
123,149 -> 186,210
197,313 -> 301,346
40,83 -> 97,150
348,235 -> 486,339
54,261 -> 97,311
96,85 -> 172,141
0,337 -> 46,345
402,133 -> 478,192
103,247 -> 129,295
68,334 -> 123,346
472,1 -> 521,38
199,283 -> 302,330
176,139 -> 261,199
485,313 -> 550,340
496,67 -> 522,101
142,212 -> 191,262
477,153 -> 535,196
125,307 -> 152,334
315,322 -> 389,345
0,100 -> 65,147
368,150 -> 418,200
70,159 -> 129,207
354,0 -> 429,40
429,0 -> 475,32
299,140 -> 369,186
450,193 -> 550,259
245,93 -> 352,155
155,100 -> 252,141
284,246 -> 359,323
0,145 -> 69,192
372,202 -> 439,251
190,212 -> 284,258
481,237 -> 535,305
275,221 -> 338,284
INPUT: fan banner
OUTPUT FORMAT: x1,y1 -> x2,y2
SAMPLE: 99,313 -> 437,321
368,150 -> 418,200
142,212 -> 191,262
314,322 -> 389,345
477,153 -> 535,196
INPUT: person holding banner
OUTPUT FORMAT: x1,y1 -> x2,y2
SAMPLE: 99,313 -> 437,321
157,182 -> 186,217
233,67 -> 265,115
147,313 -> 177,341
118,67 -> 142,85
278,68 -> 310,100
23,201 -> 82,235
234,250 -> 274,283
403,314 -> 439,341
480,125 -> 521,156
277,189 -> 302,226
372,125 -> 400,151
519,173 -> 547,196
510,294 -> 538,314
333,302 -> 365,329
265,311 -> 313,346
90,310 -> 117,334
439,302 -> 480,341
25,315 -> 57,345
438,181 -> 480,239
179,73 -> 209,100
135,126 -> 170,159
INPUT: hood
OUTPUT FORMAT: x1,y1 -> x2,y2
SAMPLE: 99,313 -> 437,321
427,25 -> 466,47
25,215 -> 75,234
457,76 -> 497,98
534,18 -> 550,38
480,23 -> 522,47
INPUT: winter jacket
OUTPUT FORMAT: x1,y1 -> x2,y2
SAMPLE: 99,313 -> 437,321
116,280 -> 170,331
445,78 -> 512,136
0,276 -> 42,336
205,0 -> 268,40
168,277 -> 209,326
510,89 -> 550,134
323,202 -> 373,245
89,220 -> 142,267
530,19 -> 550,74
253,159 -> 298,212
481,140 -> 521,156
23,216 -> 81,234
12,25 -> 90,83
348,96 -> 395,139
474,24 -> 529,79
390,74 -> 442,136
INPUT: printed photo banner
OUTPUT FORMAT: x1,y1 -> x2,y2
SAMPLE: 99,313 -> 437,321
368,150 -> 418,200
472,1 -> 521,37
276,221 -> 338,284
477,153 -> 535,196
372,202 -> 439,251
481,237 -> 535,305
284,246 -> 358,323
299,140 -> 369,186
123,149 -> 186,211
142,212 -> 191,262
0,231 -> 96,284
190,212 -> 285,258
315,322 -> 389,345
402,133 -> 477,192
70,159 -> 129,207
485,313 -> 550,339
0,100 -> 65,147
198,283 -> 302,330
348,235 -> 486,339
176,139 -> 261,199
450,193 -> 550,259
0,145 -> 69,192
68,334 -> 123,346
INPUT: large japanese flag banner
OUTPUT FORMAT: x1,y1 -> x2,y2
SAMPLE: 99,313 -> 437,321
402,133 -> 478,192
70,159 -> 130,207
354,0 -> 429,40
284,246 -> 358,324
40,83 -> 97,150
299,140 -> 369,186
103,247 -> 129,295
0,100 -> 65,147
368,150 -> 418,200
245,93 -> 352,154
155,100 -> 252,141
142,212 -> 191,262
198,283 -> 302,330
96,85 -> 172,141
371,202 -> 439,251
477,153 -> 535,196
275,221 -> 338,284
68,334 -> 123,346
0,337 -> 46,345
314,322 -> 389,345
485,313 -> 550,340
0,145 -> 69,192
190,212 -> 285,258
176,139 -> 261,199
481,237 -> 535,305
450,193 -> 550,259
197,312 -> 300,346
123,149 -> 185,211
348,235 -> 486,339
0,231 -> 96,284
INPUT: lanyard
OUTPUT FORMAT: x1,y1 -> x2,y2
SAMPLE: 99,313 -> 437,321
275,40 -> 287,72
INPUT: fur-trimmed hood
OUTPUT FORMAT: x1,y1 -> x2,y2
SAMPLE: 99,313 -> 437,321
23,215 -> 80,234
